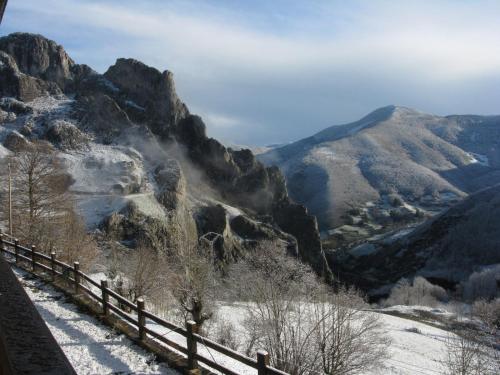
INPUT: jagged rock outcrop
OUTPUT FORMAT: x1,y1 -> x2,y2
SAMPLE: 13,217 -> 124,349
0,32 -> 330,277
3,131 -> 30,151
44,120 -> 90,150
196,205 -> 236,262
101,201 -> 171,252
154,159 -> 187,211
272,201 -> 329,277
74,93 -> 133,143
0,50 -> 61,101
0,33 -> 75,90
104,58 -> 189,138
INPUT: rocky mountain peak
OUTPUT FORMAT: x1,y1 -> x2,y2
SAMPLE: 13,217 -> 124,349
104,58 -> 188,137
0,32 -> 331,278
0,33 -> 75,90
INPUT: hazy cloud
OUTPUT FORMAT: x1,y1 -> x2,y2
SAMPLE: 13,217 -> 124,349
1,0 -> 499,145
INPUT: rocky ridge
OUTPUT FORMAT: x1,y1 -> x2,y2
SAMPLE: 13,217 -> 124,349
0,32 -> 329,275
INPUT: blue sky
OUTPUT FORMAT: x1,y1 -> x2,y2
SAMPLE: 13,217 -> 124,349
1,0 -> 500,145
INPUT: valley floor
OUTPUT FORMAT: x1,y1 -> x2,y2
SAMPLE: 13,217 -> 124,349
14,268 -> 179,375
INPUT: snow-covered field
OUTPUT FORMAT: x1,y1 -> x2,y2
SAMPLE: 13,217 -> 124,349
14,268 -> 179,375
15,265 -> 498,375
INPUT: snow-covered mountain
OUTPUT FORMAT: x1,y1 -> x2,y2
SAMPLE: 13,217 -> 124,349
0,32 -> 329,275
259,105 -> 500,234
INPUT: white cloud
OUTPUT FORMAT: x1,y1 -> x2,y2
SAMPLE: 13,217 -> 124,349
9,0 -> 500,79
3,0 -> 500,144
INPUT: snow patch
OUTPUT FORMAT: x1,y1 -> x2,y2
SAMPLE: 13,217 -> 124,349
313,146 -> 336,160
125,100 -> 145,111
467,152 -> 490,167
60,144 -> 145,195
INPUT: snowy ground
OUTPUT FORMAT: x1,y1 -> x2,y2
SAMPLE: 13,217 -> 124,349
14,268 -> 179,375
143,302 -> 455,375
14,264 -> 496,375
16,263 -> 458,375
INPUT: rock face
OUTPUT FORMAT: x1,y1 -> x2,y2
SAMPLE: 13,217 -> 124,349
0,33 -> 75,90
154,159 -> 187,211
0,32 -> 330,276
0,51 -> 61,101
104,58 -> 189,138
44,120 -> 90,150
101,202 -> 172,251
3,131 -> 30,151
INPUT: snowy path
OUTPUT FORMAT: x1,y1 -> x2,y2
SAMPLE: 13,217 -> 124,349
14,269 -> 179,375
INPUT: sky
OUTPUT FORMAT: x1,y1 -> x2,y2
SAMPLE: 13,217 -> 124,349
1,0 -> 500,146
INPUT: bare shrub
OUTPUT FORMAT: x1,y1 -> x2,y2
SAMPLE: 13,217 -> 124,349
462,266 -> 500,302
405,327 -> 422,334
213,318 -> 239,351
472,298 -> 500,334
386,276 -> 447,307
443,329 -> 494,375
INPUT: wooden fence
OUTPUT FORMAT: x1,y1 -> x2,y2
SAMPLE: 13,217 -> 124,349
0,232 -> 288,375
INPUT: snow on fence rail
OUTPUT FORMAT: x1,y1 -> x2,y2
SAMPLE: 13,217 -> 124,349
0,232 -> 288,375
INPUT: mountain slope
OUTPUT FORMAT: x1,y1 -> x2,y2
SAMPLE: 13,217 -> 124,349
334,183 -> 500,294
260,105 -> 500,231
0,32 -> 329,275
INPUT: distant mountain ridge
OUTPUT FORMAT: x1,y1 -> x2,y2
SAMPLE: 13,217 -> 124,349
259,105 -> 500,231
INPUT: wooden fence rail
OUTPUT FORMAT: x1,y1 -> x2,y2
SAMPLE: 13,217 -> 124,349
0,232 -> 288,375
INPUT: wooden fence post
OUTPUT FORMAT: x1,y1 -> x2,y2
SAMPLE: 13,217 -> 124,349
31,245 -> 37,272
50,252 -> 56,281
101,279 -> 109,316
14,239 -> 19,264
186,320 -> 198,370
257,350 -> 270,375
137,298 -> 146,341
73,262 -> 80,293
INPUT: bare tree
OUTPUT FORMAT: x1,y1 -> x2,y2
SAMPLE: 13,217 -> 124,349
1,141 -> 96,269
228,241 -> 390,375
52,209 -> 98,271
313,287 -> 390,375
109,243 -> 167,304
166,209 -> 219,329
213,318 -> 240,351
6,142 -> 70,233
443,329 -> 493,375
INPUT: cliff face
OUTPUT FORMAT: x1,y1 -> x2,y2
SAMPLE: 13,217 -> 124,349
0,32 -> 329,275
0,33 -> 75,90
